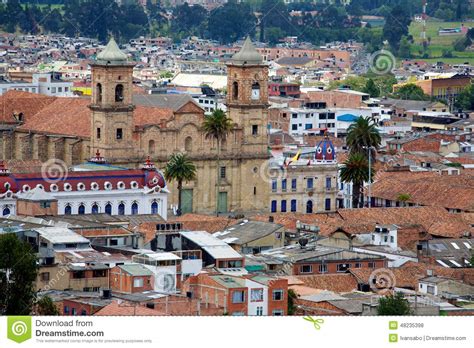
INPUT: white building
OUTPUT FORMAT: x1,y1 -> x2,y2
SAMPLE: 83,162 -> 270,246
0,72 -> 74,97
0,156 -> 168,219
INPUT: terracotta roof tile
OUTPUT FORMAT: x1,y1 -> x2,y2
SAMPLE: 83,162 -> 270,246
294,274 -> 358,292
94,301 -> 162,316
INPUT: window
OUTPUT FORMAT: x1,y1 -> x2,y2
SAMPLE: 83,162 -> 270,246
64,306 -> 69,315
306,200 -> 313,214
64,205 -> 72,215
40,272 -> 50,281
232,81 -> 238,100
78,204 -> 85,215
390,236 -> 394,243
300,265 -> 312,274
368,262 -> 376,269
3,207 -> 11,216
72,308 -> 76,315
305,123 -> 312,130
133,278 -> 144,288
355,263 -> 362,268
291,178 -> 297,191
115,84 -> 124,102
151,201 -> 158,214
319,264 -> 327,273
116,128 -> 123,140
72,271 -> 85,279
232,290 -> 245,303
281,200 -> 287,213
93,270 -> 106,278
427,285 -> 435,294
325,198 -> 331,211
272,289 -> 283,301
337,264 -> 349,272
271,200 -> 277,213
291,199 -> 297,212
148,140 -> 155,154
96,127 -> 101,139
251,289 -> 263,302
40,201 -> 51,208
96,83 -> 102,103
131,202 -> 138,215
81,309 -> 87,316
91,204 -> 99,214
185,136 -> 192,152
291,124 -> 298,131
219,166 -> 226,179
256,306 -> 263,316
281,179 -> 287,192
118,203 -> 125,215
252,125 -> 258,135
271,180 -> 277,192
326,177 -> 332,189
105,203 -> 112,215
272,310 -> 284,316
307,178 -> 313,189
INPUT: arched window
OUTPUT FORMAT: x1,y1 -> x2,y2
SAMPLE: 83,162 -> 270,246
118,203 -> 125,215
185,136 -> 192,152
151,201 -> 158,214
232,81 -> 238,100
251,82 -> 260,100
105,203 -> 112,215
131,202 -> 138,215
2,207 -> 10,216
96,83 -> 102,103
64,205 -> 72,215
115,84 -> 124,102
78,204 -> 85,215
18,112 -> 24,122
306,200 -> 313,214
148,140 -> 155,155
91,204 -> 99,214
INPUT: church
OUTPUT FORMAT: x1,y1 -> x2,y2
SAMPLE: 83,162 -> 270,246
0,37 -> 271,215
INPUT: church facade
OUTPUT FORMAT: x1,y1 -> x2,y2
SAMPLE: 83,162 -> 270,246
0,38 -> 271,215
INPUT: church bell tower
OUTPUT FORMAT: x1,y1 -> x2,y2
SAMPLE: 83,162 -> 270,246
89,38 -> 136,162
226,37 -> 269,155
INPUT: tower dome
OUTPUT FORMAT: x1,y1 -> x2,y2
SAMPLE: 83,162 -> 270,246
96,37 -> 128,65
315,136 -> 336,162
231,37 -> 263,66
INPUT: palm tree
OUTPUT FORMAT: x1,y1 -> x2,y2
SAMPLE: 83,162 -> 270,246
164,153 -> 197,216
346,116 -> 381,161
201,109 -> 234,215
340,153 -> 373,208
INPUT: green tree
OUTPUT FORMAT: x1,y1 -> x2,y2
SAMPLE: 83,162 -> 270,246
36,296 -> 59,315
363,78 -> 379,98
398,35 -> 411,58
383,5 -> 411,51
260,0 -> 288,42
163,153 -> 197,216
377,292 -> 411,315
208,1 -> 256,44
172,3 -> 208,38
340,153 -> 372,208
346,116 -> 381,161
201,109 -> 234,215
394,83 -> 430,101
0,233 -> 38,315
455,84 -> 474,111
397,193 -> 411,207
287,289 -> 297,315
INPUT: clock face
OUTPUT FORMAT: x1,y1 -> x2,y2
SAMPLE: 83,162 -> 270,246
251,88 -> 260,100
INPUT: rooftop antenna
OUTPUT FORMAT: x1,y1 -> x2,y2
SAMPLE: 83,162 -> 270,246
422,0 -> 428,49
